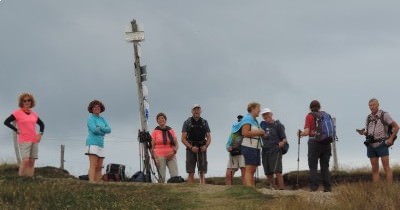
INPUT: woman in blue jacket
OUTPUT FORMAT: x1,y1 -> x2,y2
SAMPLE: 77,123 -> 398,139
85,100 -> 111,183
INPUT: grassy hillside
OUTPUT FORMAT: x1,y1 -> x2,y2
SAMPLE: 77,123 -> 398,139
1,164 -> 400,210
0,164 -> 272,210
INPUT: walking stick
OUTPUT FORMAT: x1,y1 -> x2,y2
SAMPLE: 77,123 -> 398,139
296,129 -> 301,190
230,154 -> 234,185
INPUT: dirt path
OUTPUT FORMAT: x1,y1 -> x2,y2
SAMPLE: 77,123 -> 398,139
258,188 -> 335,204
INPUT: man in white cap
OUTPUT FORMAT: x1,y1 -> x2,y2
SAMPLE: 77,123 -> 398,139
182,104 -> 211,184
260,108 -> 287,190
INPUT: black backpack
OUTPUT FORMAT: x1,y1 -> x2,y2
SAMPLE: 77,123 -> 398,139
186,117 -> 208,145
167,176 -> 185,183
131,171 -> 147,182
105,163 -> 127,182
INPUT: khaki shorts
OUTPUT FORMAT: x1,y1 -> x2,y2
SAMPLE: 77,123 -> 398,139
19,142 -> 39,159
227,155 -> 245,170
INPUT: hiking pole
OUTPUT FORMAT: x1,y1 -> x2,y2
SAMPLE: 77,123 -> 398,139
196,150 -> 201,184
296,129 -> 301,190
230,154 -> 235,185
272,148 -> 281,190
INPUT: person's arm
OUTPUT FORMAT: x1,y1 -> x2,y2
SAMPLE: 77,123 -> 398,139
4,115 -> 18,133
387,119 -> 399,145
242,124 -> 264,138
101,119 -> 111,134
170,129 -> 179,152
279,123 -> 288,144
87,117 -> 105,135
37,118 -> 45,133
299,114 -> 312,137
201,132 -> 211,152
182,132 -> 191,148
390,121 -> 399,140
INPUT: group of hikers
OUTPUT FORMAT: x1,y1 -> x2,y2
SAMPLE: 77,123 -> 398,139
3,93 -> 399,192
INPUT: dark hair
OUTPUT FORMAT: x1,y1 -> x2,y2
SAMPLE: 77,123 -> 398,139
18,93 -> 36,108
310,100 -> 321,112
156,112 -> 167,121
88,100 -> 105,113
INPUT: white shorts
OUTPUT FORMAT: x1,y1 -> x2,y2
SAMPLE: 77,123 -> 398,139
227,154 -> 245,170
85,145 -> 105,158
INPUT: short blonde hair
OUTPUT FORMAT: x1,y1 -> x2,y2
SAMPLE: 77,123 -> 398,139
18,93 -> 35,108
247,102 -> 260,113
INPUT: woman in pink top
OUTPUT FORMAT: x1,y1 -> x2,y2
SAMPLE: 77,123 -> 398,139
151,113 -> 179,183
4,93 -> 45,177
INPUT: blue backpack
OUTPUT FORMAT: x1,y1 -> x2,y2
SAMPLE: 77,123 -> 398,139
311,111 -> 336,143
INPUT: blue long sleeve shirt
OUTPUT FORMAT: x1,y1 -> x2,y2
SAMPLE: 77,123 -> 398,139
86,114 -> 111,148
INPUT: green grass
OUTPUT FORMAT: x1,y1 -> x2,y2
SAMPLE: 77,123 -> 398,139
2,164 -> 400,210
0,164 -> 272,210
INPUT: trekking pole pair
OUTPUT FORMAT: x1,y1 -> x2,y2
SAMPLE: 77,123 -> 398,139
196,149 -> 206,184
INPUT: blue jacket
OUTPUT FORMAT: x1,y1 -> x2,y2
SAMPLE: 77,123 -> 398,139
226,113 -> 261,150
86,114 -> 111,147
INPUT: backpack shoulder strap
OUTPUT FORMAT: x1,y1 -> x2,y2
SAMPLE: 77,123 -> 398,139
380,111 -> 388,126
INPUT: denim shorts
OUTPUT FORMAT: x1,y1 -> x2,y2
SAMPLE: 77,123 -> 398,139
367,142 -> 389,158
241,146 -> 261,166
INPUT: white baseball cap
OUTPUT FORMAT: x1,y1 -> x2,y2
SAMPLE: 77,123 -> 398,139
192,104 -> 201,110
261,108 -> 272,115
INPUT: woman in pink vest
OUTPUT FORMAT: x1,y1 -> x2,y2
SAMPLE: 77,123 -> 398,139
4,93 -> 45,177
151,113 -> 179,183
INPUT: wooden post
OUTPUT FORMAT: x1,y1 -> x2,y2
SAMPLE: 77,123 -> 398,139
60,144 -> 65,170
130,19 -> 151,182
332,117 -> 339,171
12,122 -> 21,165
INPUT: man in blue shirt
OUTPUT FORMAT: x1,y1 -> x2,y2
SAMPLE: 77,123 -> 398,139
260,108 -> 287,190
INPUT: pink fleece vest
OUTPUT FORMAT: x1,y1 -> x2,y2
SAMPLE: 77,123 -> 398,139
13,109 -> 38,143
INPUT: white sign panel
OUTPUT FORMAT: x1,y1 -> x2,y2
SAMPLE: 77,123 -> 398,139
125,31 -> 145,42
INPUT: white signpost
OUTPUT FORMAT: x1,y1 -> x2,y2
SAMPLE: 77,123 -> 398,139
125,31 -> 145,42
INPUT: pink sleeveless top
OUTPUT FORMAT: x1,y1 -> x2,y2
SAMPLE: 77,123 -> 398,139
13,109 -> 39,143
151,128 -> 177,158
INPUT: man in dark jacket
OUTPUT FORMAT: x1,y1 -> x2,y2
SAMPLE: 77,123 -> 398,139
182,104 -> 211,184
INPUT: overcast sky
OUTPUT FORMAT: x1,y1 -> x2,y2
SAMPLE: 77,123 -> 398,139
1,0 -> 400,178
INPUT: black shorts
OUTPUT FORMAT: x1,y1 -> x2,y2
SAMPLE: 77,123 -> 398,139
186,149 -> 207,174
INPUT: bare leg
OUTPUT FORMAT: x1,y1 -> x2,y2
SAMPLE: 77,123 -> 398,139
27,159 -> 35,177
225,169 -> 234,185
244,166 -> 256,187
19,159 -> 30,176
187,173 -> 195,184
199,172 -> 206,185
381,156 -> 392,184
267,175 -> 275,189
370,158 -> 380,183
276,173 -> 285,190
240,168 -> 246,185
88,155 -> 98,183
95,158 -> 104,182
